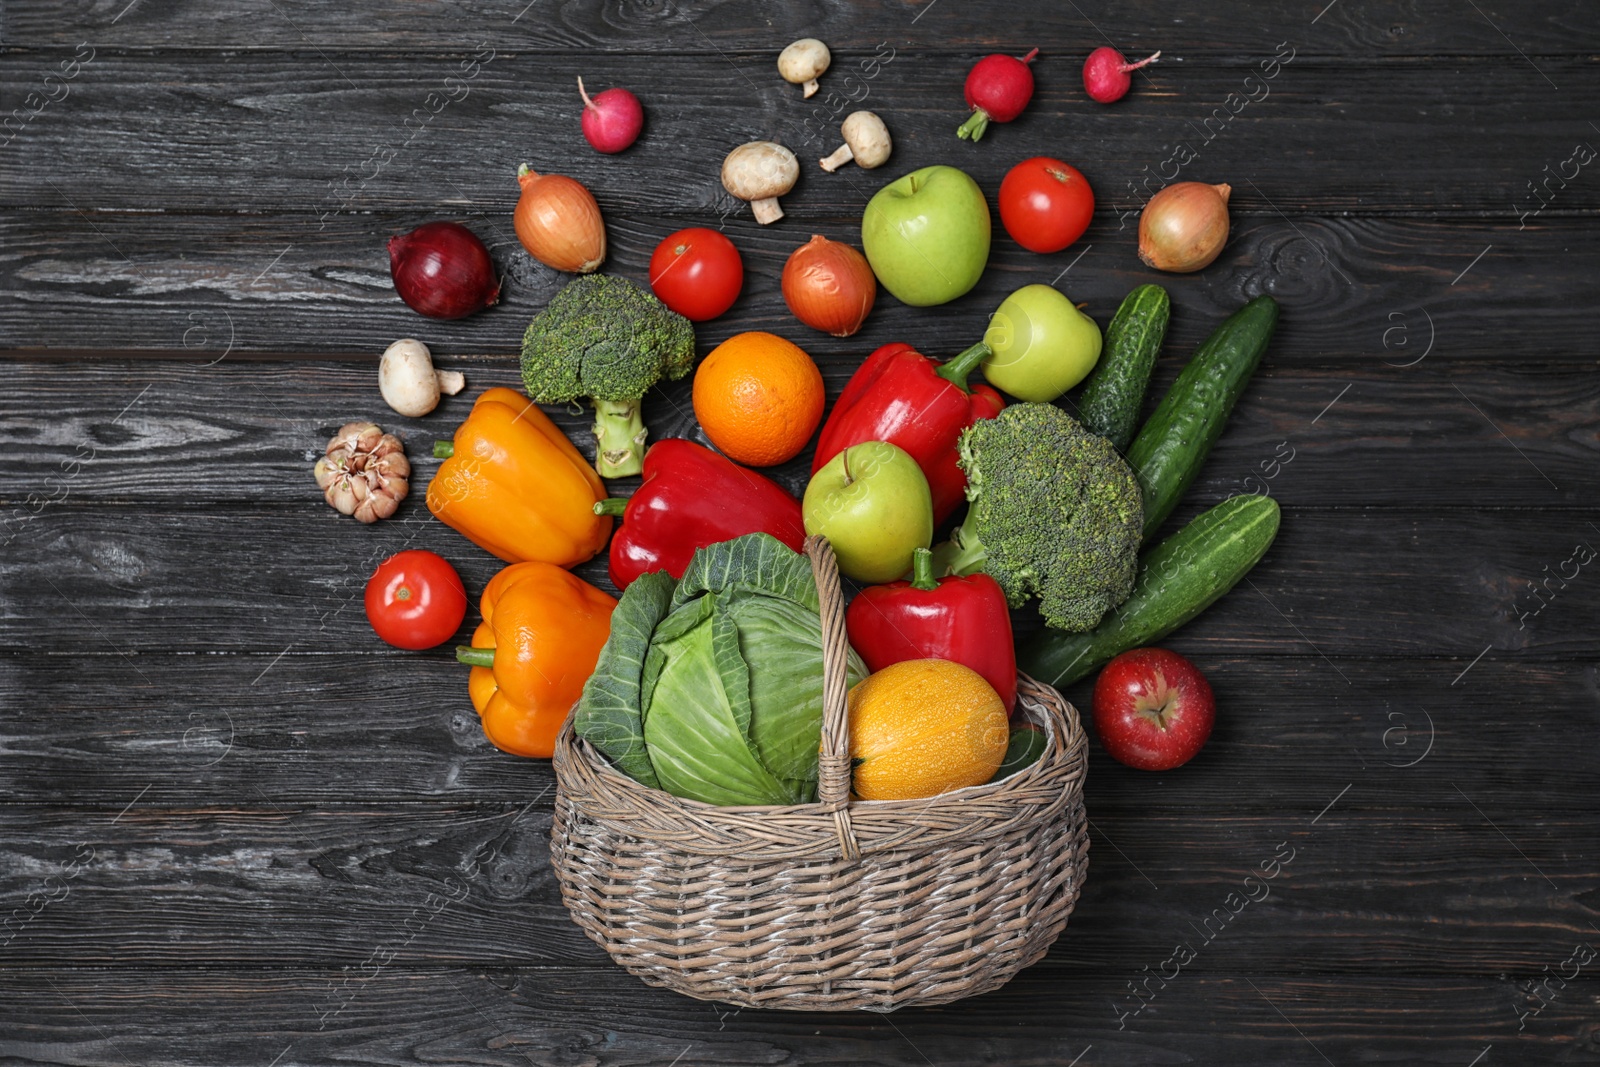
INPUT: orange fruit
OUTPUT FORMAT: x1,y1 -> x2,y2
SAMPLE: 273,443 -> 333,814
847,659 -> 1010,801
692,331 -> 825,467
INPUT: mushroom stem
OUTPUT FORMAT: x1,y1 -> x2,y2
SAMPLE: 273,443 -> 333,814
802,78 -> 819,98
751,197 -> 785,225
820,144 -> 854,172
436,369 -> 466,395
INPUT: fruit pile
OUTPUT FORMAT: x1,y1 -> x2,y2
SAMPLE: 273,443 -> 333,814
326,39 -> 1285,798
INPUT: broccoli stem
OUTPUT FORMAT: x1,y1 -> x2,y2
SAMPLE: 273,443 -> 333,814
940,503 -> 990,577
592,399 -> 647,479
935,342 -> 992,392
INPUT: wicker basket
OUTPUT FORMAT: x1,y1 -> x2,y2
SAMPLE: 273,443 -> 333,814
549,536 -> 1089,1012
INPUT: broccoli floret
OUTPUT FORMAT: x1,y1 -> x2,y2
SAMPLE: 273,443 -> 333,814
520,274 -> 696,479
938,403 -> 1144,632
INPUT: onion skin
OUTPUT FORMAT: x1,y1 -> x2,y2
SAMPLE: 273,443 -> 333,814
514,165 -> 607,273
388,222 -> 500,320
1138,182 -> 1231,273
782,235 -> 877,338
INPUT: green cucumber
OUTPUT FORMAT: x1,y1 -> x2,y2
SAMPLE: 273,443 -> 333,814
1127,295 -> 1279,541
1019,493 -> 1280,688
1077,284 -> 1170,451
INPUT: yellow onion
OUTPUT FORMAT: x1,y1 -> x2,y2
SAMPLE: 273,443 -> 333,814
1138,182 -> 1231,273
513,165 -> 606,273
781,235 -> 876,337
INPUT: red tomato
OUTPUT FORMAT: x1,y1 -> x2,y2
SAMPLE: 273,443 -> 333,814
364,550 -> 468,650
649,227 -> 743,321
999,157 -> 1095,254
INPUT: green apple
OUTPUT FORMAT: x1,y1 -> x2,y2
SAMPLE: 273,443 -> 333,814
861,165 -> 991,307
803,442 -> 933,584
980,283 -> 1102,401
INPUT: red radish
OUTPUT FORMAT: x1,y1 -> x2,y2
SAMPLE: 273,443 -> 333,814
1082,46 -> 1160,104
956,47 -> 1039,142
577,77 -> 643,154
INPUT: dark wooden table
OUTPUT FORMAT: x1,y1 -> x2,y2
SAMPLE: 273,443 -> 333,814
3,1 -> 1597,1062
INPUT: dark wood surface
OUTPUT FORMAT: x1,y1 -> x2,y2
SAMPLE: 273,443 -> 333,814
2,1 -> 1597,1063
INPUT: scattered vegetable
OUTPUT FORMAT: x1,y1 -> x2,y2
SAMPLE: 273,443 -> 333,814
721,141 -> 799,225
812,341 -> 1004,524
1020,494 -> 1280,687
457,561 -> 616,758
577,76 -> 643,154
1126,295 -> 1279,539
993,725 -> 1047,782
378,338 -> 464,418
1077,285 -> 1170,451
848,659 -> 1009,800
1093,647 -> 1214,771
1138,181 -> 1231,273
364,549 -> 467,650
519,274 -> 696,479
820,111 -> 892,172
781,235 -> 877,337
595,438 -> 806,590
693,331 -> 825,468
846,547 -> 1018,714
513,165 -> 607,274
957,47 -> 1039,142
1082,46 -> 1160,104
426,387 -> 612,566
575,534 -> 868,805
998,156 -> 1094,254
648,227 -> 743,322
777,38 -> 830,97
314,421 -> 409,523
935,404 -> 1143,633
388,222 -> 499,319
978,283 -> 1103,402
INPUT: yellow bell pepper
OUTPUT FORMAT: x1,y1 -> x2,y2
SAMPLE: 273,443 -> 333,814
427,388 -> 612,566
456,561 -> 617,758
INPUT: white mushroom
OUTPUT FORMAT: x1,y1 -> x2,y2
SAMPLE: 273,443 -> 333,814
820,111 -> 892,173
378,338 -> 465,418
778,39 -> 830,98
721,141 -> 799,225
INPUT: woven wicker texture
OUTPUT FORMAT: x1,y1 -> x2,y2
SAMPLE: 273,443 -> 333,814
549,536 -> 1090,1012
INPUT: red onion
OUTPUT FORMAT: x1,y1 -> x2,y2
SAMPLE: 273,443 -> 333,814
388,222 -> 500,319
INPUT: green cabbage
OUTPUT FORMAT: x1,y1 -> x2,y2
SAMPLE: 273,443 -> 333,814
575,533 -> 866,806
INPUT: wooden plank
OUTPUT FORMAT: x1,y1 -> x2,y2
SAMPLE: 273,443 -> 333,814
0,357 -> 1594,509
0,651 -> 1588,806
3,0 -> 1595,57
2,53 -> 1596,217
2,502 -> 1594,656
0,802 -> 1594,973
1,210 -> 1595,361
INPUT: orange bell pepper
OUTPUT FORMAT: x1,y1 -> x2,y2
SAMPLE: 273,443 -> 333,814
427,388 -> 611,566
456,561 -> 617,758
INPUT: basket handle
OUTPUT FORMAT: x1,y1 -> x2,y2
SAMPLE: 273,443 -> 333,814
805,535 -> 861,862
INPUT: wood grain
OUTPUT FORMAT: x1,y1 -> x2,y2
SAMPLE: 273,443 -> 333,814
3,52 -> 1596,217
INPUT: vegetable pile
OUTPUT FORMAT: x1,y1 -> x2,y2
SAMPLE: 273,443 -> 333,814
319,32 -> 1289,797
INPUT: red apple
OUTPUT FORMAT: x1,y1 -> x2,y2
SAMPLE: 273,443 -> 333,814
1092,648 -> 1215,771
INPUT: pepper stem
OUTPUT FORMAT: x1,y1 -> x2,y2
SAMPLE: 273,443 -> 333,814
433,441 -> 455,459
455,646 -> 495,668
909,547 -> 939,591
935,342 -> 992,391
594,498 -> 628,517
956,107 -> 991,142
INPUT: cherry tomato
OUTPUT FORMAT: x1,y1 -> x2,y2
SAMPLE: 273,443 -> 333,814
364,550 -> 468,650
649,227 -> 743,321
999,157 -> 1095,254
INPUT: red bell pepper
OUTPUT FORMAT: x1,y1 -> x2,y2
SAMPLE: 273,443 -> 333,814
594,438 -> 806,590
812,342 -> 1005,524
845,547 -> 1018,714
